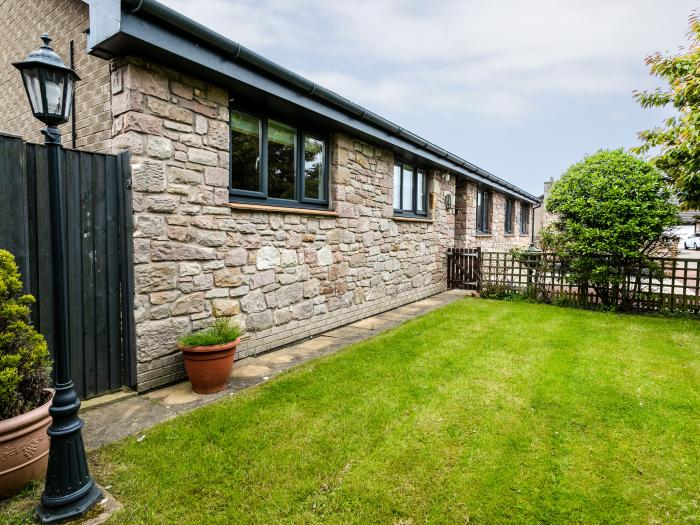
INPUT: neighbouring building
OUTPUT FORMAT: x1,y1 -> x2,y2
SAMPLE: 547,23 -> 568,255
0,0 -> 539,392
677,210 -> 700,236
533,177 -> 556,242
667,210 -> 700,250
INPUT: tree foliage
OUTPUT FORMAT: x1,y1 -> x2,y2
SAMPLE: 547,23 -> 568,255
0,249 -> 51,421
633,12 -> 700,210
541,149 -> 677,306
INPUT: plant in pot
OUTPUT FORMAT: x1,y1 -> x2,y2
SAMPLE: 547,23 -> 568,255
0,249 -> 52,497
178,319 -> 242,394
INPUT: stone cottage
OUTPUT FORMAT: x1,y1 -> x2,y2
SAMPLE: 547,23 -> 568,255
0,0 -> 539,391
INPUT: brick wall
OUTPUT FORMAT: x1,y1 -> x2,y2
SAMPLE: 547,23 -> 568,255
111,58 -> 456,391
454,180 -> 531,251
0,0 -> 112,152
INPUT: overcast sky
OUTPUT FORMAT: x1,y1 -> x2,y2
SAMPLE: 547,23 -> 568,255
160,0 -> 696,195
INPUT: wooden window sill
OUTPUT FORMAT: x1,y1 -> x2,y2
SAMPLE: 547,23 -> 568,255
227,202 -> 339,217
393,215 -> 433,223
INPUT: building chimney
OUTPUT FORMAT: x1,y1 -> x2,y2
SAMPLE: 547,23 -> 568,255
543,176 -> 555,196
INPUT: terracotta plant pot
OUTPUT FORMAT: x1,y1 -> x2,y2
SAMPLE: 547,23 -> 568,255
179,338 -> 240,394
0,389 -> 54,498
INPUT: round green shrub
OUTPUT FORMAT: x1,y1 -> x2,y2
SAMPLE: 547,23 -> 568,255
541,149 -> 678,307
0,249 -> 51,421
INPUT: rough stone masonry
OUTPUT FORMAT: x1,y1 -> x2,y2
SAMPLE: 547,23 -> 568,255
112,59 -> 465,390
0,0 -> 535,394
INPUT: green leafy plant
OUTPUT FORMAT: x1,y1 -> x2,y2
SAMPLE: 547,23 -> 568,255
0,250 -> 51,421
479,282 -> 518,300
179,319 -> 242,348
541,149 -> 677,309
633,11 -> 700,210
509,248 -> 556,303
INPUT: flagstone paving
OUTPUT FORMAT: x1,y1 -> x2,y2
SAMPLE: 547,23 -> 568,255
81,289 -> 471,450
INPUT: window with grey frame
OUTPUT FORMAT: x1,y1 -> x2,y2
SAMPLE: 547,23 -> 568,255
229,108 -> 328,208
476,188 -> 491,233
393,163 -> 427,216
520,202 -> 530,234
504,197 -> 515,234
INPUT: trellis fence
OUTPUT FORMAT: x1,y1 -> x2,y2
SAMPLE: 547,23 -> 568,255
449,249 -> 700,314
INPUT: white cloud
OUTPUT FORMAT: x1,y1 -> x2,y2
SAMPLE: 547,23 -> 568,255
159,0 -> 695,121
157,0 -> 697,192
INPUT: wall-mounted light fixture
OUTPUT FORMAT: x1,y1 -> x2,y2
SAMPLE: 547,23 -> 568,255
444,193 -> 453,212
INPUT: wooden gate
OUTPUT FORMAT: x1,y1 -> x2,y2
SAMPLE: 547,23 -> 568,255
447,248 -> 481,290
0,133 -> 136,399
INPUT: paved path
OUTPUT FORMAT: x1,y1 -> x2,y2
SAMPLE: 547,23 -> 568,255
82,289 -> 471,450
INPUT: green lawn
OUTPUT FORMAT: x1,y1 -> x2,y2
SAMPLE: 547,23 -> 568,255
4,299 -> 700,524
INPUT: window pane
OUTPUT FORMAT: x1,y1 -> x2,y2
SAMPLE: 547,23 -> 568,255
44,69 -> 65,115
267,120 -> 296,200
416,170 -> 426,212
21,68 -> 42,114
230,110 -> 261,192
402,166 -> 414,211
477,190 -> 490,233
521,204 -> 529,234
483,192 -> 489,232
64,77 -> 74,120
393,164 -> 402,209
304,136 -> 325,200
505,199 -> 513,234
476,191 -> 483,231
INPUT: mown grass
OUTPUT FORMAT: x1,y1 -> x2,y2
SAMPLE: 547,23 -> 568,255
2,299 -> 698,524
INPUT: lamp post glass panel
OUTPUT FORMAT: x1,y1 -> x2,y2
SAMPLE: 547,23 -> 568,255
13,34 -> 101,523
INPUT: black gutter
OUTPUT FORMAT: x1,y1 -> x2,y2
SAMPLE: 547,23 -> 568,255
121,0 -> 538,202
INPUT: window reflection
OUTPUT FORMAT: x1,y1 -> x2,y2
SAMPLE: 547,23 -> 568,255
393,164 -> 402,209
417,170 -> 426,212
304,136 -> 324,200
267,120 -> 296,200
402,166 -> 414,211
231,110 -> 261,192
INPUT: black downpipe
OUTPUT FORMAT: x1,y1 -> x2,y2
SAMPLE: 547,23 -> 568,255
531,201 -> 542,246
69,40 -> 77,149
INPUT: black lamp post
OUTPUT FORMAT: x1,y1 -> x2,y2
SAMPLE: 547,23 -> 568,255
13,34 -> 101,524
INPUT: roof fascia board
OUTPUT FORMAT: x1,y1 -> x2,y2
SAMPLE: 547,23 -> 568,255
86,0 -> 122,56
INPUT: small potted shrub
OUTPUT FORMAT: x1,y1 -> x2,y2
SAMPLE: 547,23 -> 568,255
178,319 -> 241,394
0,250 -> 53,497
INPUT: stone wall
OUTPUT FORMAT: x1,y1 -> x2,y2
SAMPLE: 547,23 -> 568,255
534,177 -> 558,242
454,180 -> 531,251
112,58 -> 456,391
0,0 -> 112,152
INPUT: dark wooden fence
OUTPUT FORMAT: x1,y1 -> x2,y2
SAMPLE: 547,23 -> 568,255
477,250 -> 700,314
447,248 -> 481,290
0,133 -> 136,399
